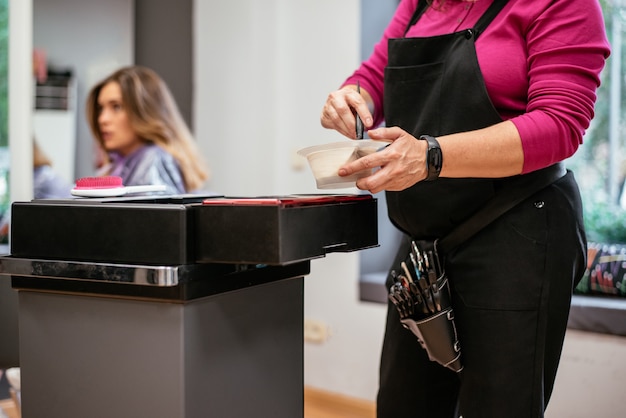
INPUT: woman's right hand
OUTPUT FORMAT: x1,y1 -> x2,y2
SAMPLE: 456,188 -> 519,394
321,85 -> 373,139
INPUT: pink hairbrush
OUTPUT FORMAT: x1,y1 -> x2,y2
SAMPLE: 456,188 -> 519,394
71,176 -> 167,197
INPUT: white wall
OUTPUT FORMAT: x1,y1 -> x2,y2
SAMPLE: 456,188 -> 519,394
194,0 -> 360,196
547,330 -> 626,418
194,0 -> 387,400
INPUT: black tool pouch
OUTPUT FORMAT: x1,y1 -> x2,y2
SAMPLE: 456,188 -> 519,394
388,239 -> 463,373
399,277 -> 462,372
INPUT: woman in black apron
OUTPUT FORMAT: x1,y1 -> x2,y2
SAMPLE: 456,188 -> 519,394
321,0 -> 609,417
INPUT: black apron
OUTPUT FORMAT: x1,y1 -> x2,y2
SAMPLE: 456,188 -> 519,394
384,0 -> 511,240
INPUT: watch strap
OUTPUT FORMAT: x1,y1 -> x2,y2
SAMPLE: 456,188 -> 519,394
419,135 -> 442,181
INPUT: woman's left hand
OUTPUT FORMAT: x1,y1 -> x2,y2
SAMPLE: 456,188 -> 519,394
339,126 -> 429,194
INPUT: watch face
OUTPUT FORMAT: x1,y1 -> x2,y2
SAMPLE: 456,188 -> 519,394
421,135 -> 442,180
429,146 -> 442,170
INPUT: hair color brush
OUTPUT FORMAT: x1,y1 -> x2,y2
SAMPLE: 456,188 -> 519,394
71,176 -> 167,197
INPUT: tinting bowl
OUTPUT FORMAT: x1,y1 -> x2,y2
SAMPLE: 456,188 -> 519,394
298,140 -> 389,189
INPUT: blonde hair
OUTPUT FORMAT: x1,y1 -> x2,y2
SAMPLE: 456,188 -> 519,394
86,65 -> 209,191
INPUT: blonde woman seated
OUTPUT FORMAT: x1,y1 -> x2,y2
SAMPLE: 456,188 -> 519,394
86,66 -> 209,194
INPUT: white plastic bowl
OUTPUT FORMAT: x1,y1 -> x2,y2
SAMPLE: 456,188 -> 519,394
298,140 -> 388,189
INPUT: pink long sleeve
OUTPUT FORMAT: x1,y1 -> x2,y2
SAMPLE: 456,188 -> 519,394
344,0 -> 610,173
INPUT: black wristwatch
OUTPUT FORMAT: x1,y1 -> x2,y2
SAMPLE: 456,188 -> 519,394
419,135 -> 442,181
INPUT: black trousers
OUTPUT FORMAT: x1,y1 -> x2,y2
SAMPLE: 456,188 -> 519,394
377,172 -> 587,418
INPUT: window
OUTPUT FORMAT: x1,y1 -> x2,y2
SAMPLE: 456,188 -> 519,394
566,0 -> 626,245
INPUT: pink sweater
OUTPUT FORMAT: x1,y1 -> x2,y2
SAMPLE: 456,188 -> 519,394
345,0 -> 610,173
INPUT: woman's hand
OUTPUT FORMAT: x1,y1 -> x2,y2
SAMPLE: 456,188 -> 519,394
321,85 -> 373,139
339,127 -> 428,194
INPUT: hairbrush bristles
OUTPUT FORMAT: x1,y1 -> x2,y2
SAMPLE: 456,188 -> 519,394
71,176 -> 167,197
74,176 -> 124,189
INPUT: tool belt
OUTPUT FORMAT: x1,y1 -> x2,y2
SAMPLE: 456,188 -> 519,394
388,162 -> 567,373
389,239 -> 462,372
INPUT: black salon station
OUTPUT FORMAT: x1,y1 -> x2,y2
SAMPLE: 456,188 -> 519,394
0,194 -> 377,418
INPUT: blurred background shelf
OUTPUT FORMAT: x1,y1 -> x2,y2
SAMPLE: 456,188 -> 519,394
33,69 -> 77,186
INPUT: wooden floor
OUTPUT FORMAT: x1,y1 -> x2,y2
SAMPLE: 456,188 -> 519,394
0,398 -> 19,418
304,386 -> 376,418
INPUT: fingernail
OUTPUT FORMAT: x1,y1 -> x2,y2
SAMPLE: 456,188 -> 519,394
338,168 -> 347,176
